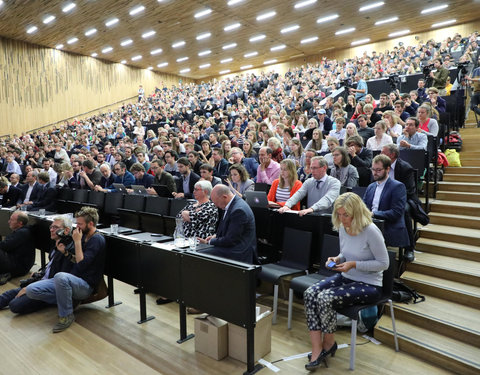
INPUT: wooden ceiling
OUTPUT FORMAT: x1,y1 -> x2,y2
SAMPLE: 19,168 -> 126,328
0,0 -> 477,79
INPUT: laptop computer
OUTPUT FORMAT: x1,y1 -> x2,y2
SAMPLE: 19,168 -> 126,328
152,184 -> 173,198
131,184 -> 149,195
244,191 -> 269,208
113,183 -> 128,194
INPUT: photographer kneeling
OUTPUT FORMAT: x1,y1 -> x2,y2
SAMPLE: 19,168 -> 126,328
0,215 -> 75,314
26,207 -> 106,333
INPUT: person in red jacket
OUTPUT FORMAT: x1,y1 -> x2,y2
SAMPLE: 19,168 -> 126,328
267,159 -> 303,211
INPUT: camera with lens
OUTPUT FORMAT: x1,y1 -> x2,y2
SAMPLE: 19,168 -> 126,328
19,269 -> 45,288
339,78 -> 353,89
423,64 -> 434,78
386,74 -> 401,90
56,228 -> 74,247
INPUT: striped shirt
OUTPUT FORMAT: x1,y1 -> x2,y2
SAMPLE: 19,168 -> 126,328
275,186 -> 291,203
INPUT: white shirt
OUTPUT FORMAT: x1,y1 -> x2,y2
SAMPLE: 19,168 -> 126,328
372,178 -> 387,212
389,160 -> 397,180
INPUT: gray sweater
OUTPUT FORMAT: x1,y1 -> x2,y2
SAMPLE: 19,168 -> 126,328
337,224 -> 389,287
285,175 -> 340,213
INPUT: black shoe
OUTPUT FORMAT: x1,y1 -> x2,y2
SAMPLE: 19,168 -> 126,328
0,273 -> 11,285
306,342 -> 337,368
156,297 -> 173,305
404,250 -> 415,262
305,353 -> 328,371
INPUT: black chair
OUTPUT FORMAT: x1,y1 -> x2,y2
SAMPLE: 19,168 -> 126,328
258,227 -> 312,324
254,183 -> 271,193
144,196 -> 169,215
123,194 -> 145,212
351,186 -> 367,198
169,198 -> 189,216
72,189 -> 89,203
88,191 -> 106,210
140,212 -> 165,234
287,234 -> 340,330
117,208 -> 141,230
57,187 -> 73,201
399,149 -> 429,210
336,251 -> 399,370
104,192 -> 124,216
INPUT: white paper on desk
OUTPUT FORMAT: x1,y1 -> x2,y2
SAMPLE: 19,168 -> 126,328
283,209 -> 299,214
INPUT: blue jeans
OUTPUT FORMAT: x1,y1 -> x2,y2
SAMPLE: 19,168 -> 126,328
0,287 -> 54,314
26,272 -> 93,317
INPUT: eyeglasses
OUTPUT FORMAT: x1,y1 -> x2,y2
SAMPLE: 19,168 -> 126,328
49,225 -> 61,230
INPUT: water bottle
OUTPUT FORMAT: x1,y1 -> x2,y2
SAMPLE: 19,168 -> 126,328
174,218 -> 185,247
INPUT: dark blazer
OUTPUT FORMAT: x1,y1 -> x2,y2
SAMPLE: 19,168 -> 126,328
363,178 -> 410,247
29,185 -> 57,212
0,226 -> 35,276
350,147 -> 373,187
20,182 -> 42,202
1,185 -> 23,207
242,157 -> 259,179
203,196 -> 257,263
175,172 -> 200,199
213,158 -> 230,178
393,158 -> 416,200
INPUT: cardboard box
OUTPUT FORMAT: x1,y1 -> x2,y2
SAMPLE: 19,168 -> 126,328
194,314 -> 228,360
228,305 -> 272,363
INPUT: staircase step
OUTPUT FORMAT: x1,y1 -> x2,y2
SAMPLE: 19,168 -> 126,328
428,200 -> 480,217
401,271 -> 480,309
419,224 -> 480,247
391,295 -> 480,347
443,174 -> 480,182
458,151 -> 480,158
416,236 -> 480,261
375,317 -> 480,375
445,167 -> 480,174
435,191 -> 480,203
437,181 -> 480,192
460,159 -> 480,167
408,252 -> 480,286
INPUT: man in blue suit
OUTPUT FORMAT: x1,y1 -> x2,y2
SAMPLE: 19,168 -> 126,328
199,184 -> 256,264
363,155 -> 410,255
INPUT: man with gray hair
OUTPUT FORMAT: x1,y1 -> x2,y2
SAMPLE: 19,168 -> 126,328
278,156 -> 341,216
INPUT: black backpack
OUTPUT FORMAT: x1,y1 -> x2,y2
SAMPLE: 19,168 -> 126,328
392,280 -> 426,304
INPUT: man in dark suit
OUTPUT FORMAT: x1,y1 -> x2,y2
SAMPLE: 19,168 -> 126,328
173,157 -> 200,199
0,181 -> 23,207
212,148 -> 230,178
20,170 -> 43,205
28,172 -> 57,212
0,211 -> 35,283
346,136 -> 373,186
363,155 -> 410,251
230,147 -> 258,179
199,185 -> 256,264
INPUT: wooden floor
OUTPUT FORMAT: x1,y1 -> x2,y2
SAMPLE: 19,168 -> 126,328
0,258 -> 451,375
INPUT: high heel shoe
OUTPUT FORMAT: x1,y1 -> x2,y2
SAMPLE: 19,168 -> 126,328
305,352 -> 328,371
307,342 -> 337,361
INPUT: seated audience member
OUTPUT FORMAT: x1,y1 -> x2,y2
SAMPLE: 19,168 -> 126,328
9,173 -> 21,188
374,93 -> 393,115
242,139 -> 258,161
164,150 -> 180,177
42,158 -> 58,188
402,93 -> 419,116
20,170 -> 42,205
298,149 -> 316,183
199,163 -> 222,187
267,137 -> 284,163
187,151 -> 203,175
382,111 -> 403,141
363,104 -> 381,127
417,104 -> 439,136
173,158 -> 200,199
278,156 -> 341,216
256,147 -> 281,185
54,143 -> 69,164
330,147 -> 359,188
328,117 -> 346,144
123,146 -> 137,171
305,129 -> 328,154
100,162 -> 135,192
28,172 -> 57,212
0,215 -> 75,313
363,155 -> 410,250
345,136 -> 373,187
26,207 -> 106,333
198,185 -> 257,264
356,115 -> 375,145
225,163 -> 254,198
130,162 -> 155,188
323,137 -> 340,169
0,180 -> 23,207
267,159 -> 303,210
146,159 -> 177,196
78,160 -> 102,190
94,163 -> 115,190
211,148 -> 230,178
315,109 -> 333,136
177,180 -> 218,239
366,120 -> 393,151
393,100 -> 410,123
397,117 -> 428,150
287,138 -> 306,168
135,151 -> 150,172
345,123 -> 359,143
0,211 -> 35,283
303,192 -> 388,371
425,87 -> 446,113
230,147 -> 258,179
429,58 -> 449,96
59,164 -> 80,189
5,154 -> 22,175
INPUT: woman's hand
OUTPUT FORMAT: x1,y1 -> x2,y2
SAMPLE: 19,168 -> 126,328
181,210 -> 190,222
334,261 -> 356,273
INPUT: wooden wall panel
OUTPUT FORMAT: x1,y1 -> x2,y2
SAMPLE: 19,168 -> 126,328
0,36 -> 194,136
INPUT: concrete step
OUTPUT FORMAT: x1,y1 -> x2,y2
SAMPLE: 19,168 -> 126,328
437,181 -> 480,193
459,159 -> 480,167
418,223 -> 480,247
435,191 -> 480,203
429,200 -> 480,217
416,236 -> 480,261
429,211 -> 480,230
443,174 -> 480,182
445,166 -> 480,174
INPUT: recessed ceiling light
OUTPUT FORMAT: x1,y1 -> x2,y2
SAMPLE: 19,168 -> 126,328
102,46 -> 113,53
129,5 -> 145,16
291,53 -> 305,58
179,68 -> 191,73
317,14 -> 339,23
388,29 -> 410,37
224,23 -> 241,31
196,32 -> 211,40
121,39 -> 134,47
351,38 -> 371,46
219,69 -> 231,74
121,60 -> 127,64
432,19 -> 456,28
147,66 -> 153,70
85,28 -> 97,36
150,48 -> 163,55
26,26 -> 38,34
256,11 -> 276,21
221,58 -> 233,63
335,27 -> 356,35
223,43 -> 237,50
67,37 -> 78,44
244,51 -> 258,58
55,44 -> 64,49
271,44 -> 286,51
198,50 -> 211,56
374,16 -> 398,25
359,2 -> 384,12
194,9 -> 212,18
241,65 -> 253,70
91,53 -> 98,57
301,36 -> 318,44
157,62 -> 168,68
281,25 -> 300,34
43,15 -> 56,24
177,57 -> 189,62
131,55 -> 142,61
142,30 -> 156,38
62,3 -> 76,13
264,59 -> 277,64
105,18 -> 119,27
227,0 -> 244,5
172,41 -> 185,48
421,4 -> 448,14
199,63 -> 211,69
294,0 -> 317,9
249,34 -> 266,42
